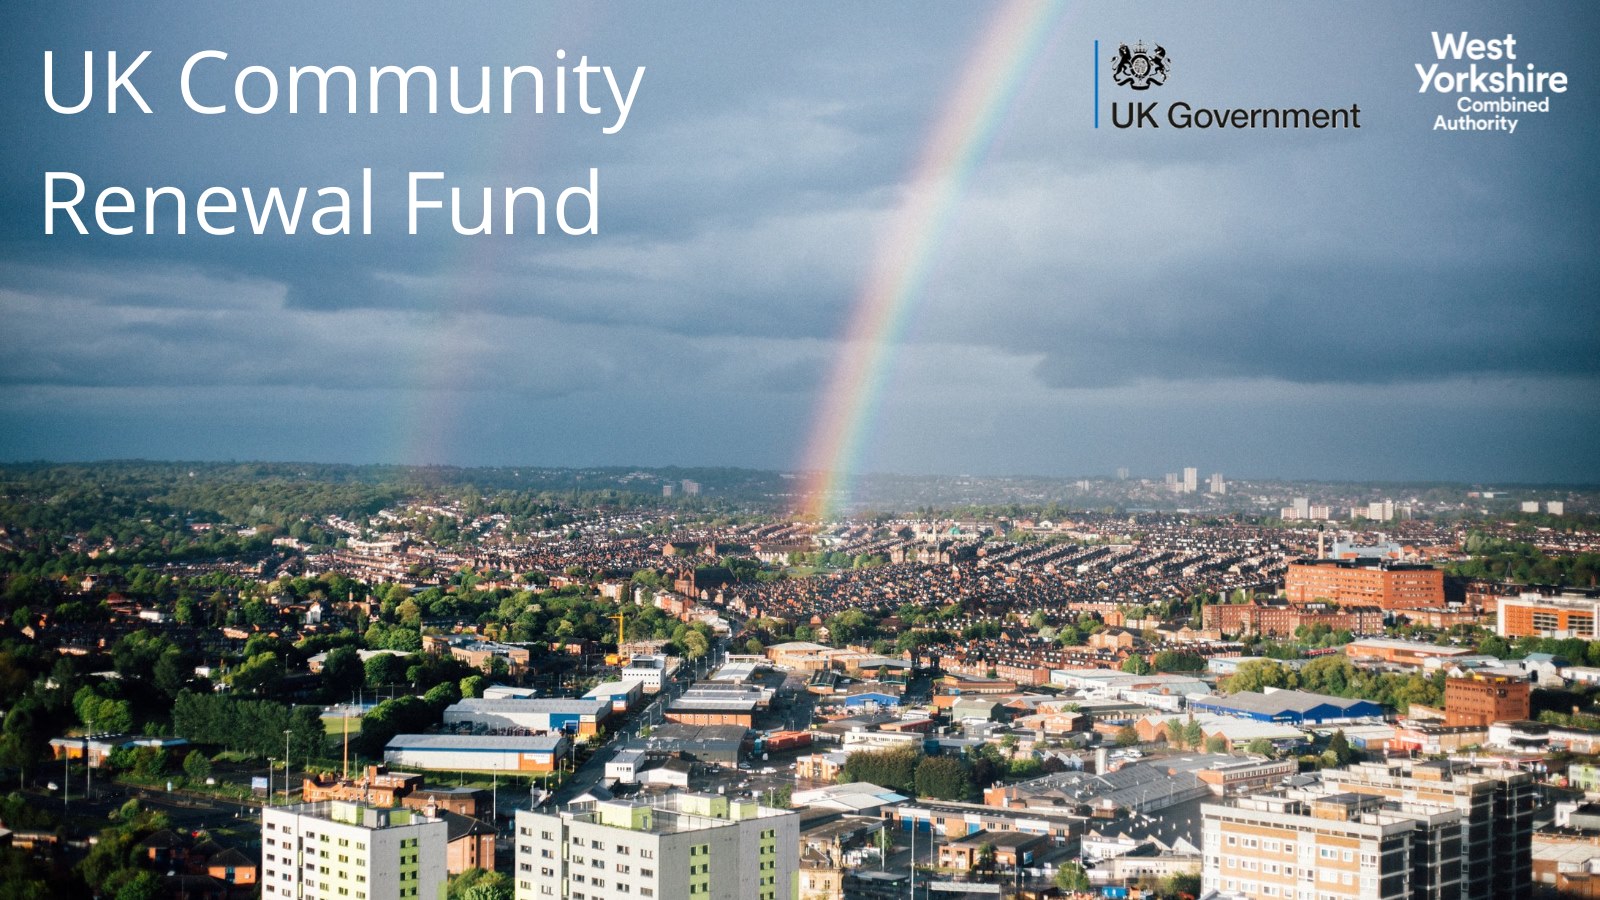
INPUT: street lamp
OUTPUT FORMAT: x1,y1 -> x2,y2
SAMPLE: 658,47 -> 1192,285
266,758 -> 276,808
284,729 -> 293,806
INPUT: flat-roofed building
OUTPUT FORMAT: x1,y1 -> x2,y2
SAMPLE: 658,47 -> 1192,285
1205,600 -> 1385,637
635,723 -> 751,767
1344,639 -> 1475,669
1444,674 -> 1530,727
1285,559 -> 1445,610
1318,759 -> 1536,900
383,733 -> 569,773
583,679 -> 644,713
513,793 -> 799,900
1188,689 -> 1384,725
442,698 -> 610,735
1202,791 -> 1455,900
1497,593 -> 1600,639
666,693 -> 758,728
622,654 -> 674,693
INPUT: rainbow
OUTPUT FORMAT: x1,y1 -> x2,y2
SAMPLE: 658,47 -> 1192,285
795,1 -> 1067,519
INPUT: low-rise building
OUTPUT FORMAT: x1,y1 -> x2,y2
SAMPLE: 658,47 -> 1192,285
383,733 -> 569,773
1444,674 -> 1530,727
1188,689 -> 1384,725
442,698 -> 610,735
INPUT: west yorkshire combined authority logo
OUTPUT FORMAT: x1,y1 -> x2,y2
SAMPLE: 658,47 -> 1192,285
1416,32 -> 1569,135
1111,41 -> 1171,90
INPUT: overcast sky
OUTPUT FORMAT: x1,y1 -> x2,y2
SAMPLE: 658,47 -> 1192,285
1,1 -> 1596,483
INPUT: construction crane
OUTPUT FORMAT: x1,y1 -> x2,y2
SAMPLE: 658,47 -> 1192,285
605,612 -> 629,667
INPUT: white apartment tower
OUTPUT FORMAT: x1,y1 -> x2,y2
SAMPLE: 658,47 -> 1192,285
1183,467 -> 1199,493
261,800 -> 447,900
1209,472 -> 1226,495
515,793 -> 800,900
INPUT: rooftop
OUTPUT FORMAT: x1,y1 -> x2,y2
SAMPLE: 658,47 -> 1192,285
384,733 -> 567,752
551,793 -> 792,835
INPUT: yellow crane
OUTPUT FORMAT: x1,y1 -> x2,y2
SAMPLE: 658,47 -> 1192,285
605,612 -> 629,666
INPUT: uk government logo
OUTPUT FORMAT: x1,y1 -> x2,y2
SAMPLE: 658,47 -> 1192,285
1111,41 -> 1170,90
1094,39 -> 1360,131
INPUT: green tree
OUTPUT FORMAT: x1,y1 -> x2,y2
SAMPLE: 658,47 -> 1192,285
1115,725 -> 1139,747
447,868 -> 513,900
182,749 -> 213,781
1151,650 -> 1207,673
1182,719 -> 1205,751
112,871 -> 163,900
365,653 -> 410,688
1164,717 -> 1187,749
1327,730 -> 1353,766
1120,655 -> 1152,675
321,646 -> 365,700
460,675 -> 488,699
839,747 -> 921,793
1226,659 -> 1295,694
1163,872 -> 1202,896
974,842 -> 997,878
1055,861 -> 1091,893
1246,739 -> 1276,758
908,752 -> 966,794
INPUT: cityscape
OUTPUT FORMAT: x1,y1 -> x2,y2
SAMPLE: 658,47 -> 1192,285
0,462 -> 1595,900
3,2 -> 1598,900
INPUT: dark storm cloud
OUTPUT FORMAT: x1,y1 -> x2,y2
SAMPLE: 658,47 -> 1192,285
1,1 -> 1597,479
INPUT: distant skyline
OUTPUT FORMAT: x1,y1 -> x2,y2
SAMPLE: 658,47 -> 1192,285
2,2 -> 1597,486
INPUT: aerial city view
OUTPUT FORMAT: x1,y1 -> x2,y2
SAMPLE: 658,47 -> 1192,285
2,1 -> 1598,900
0,464 -> 1595,900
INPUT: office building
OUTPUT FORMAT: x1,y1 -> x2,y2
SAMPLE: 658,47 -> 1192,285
1496,593 -> 1600,639
513,793 -> 799,900
1284,559 -> 1445,610
623,654 -> 673,693
261,800 -> 447,900
1443,674 -> 1530,727
1203,600 -> 1384,638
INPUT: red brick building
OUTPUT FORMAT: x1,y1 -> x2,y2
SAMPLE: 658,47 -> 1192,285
1445,674 -> 1531,727
1284,559 -> 1445,609
1204,600 -> 1384,637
